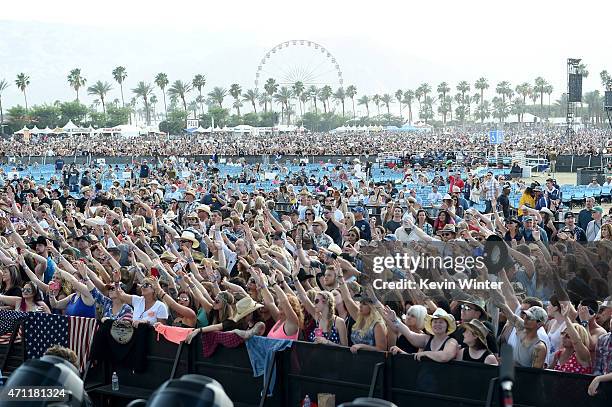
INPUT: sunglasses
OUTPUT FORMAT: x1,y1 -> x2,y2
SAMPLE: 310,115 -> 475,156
178,297 -> 189,301
306,213 -> 314,216
141,283 -> 152,289
22,287 -> 33,294
314,298 -> 325,304
461,304 -> 475,311
441,233 -> 453,237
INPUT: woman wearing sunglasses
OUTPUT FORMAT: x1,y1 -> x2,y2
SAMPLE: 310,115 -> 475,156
294,272 -> 348,346
0,281 -> 50,313
551,304 -> 591,374
116,276 -> 168,327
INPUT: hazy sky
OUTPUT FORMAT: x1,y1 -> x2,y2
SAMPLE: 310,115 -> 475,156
1,0 -> 610,111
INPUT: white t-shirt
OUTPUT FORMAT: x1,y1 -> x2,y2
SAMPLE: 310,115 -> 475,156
132,296 -> 168,323
507,305 -> 552,366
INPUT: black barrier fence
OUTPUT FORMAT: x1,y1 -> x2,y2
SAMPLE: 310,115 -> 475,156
77,330 -> 611,407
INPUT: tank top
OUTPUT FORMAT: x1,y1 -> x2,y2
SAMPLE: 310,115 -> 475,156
462,347 -> 492,363
547,320 -> 566,358
396,334 -> 419,354
350,322 -> 377,346
267,319 -> 299,341
308,319 -> 341,344
65,294 -> 96,318
514,337 -> 545,367
196,307 -> 209,328
424,335 -> 451,352
553,351 -> 592,375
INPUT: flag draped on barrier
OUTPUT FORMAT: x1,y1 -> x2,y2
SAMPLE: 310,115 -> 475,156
17,312 -> 98,372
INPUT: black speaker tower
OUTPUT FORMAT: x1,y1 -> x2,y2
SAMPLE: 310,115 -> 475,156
566,58 -> 582,150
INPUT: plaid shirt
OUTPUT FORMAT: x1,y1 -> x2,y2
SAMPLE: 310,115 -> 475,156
594,332 -> 612,375
483,177 -> 499,201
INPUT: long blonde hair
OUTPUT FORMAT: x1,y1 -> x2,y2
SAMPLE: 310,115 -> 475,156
317,291 -> 336,332
353,304 -> 385,335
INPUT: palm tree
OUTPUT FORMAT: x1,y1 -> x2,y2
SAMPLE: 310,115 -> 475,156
192,74 -> 206,114
264,78 -> 279,114
15,73 -> 30,111
544,84 -> 554,118
495,81 -> 512,103
67,68 -> 86,101
208,87 -> 228,108
292,81 -> 305,119
436,82 -> 450,106
258,93 -> 271,113
229,84 -> 242,115
168,80 -> 192,112
154,73 -> 169,119
132,82 -> 154,125
395,89 -> 404,118
112,66 -> 128,107
87,81 -> 113,113
534,77 -> 547,116
0,79 -> 9,128
474,77 -> 489,105
345,85 -> 357,120
402,90 -> 415,124
357,95 -> 370,117
511,97 -> 526,123
242,89 -> 259,113
600,70 -> 611,88
438,95 -> 452,125
273,87 -> 292,124
318,86 -> 332,114
333,87 -> 346,117
372,94 -> 381,117
150,95 -> 158,121
307,85 -> 318,113
416,83 -> 431,104
515,82 -> 532,105
475,100 -> 491,123
492,96 -> 509,123
456,81 -> 470,103
381,94 -> 393,117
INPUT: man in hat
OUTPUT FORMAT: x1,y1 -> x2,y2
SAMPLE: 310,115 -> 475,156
586,206 -> 603,242
183,189 -> 198,215
311,218 -> 332,249
451,185 -> 469,211
519,215 -> 549,245
482,171 -> 499,214
491,289 -> 548,368
201,184 -> 225,212
352,206 -> 371,241
562,212 -> 587,242
452,296 -> 499,354
578,197 -> 595,231
496,183 -> 512,219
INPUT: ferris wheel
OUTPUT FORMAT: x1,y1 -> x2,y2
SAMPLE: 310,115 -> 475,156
254,40 -> 344,90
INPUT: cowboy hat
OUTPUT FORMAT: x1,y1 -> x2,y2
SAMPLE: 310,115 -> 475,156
196,205 -> 211,215
458,296 -> 488,318
159,251 -> 178,263
163,211 -> 178,221
539,207 -> 554,217
180,230 -> 200,249
327,243 -> 342,256
438,224 -> 457,234
230,297 -> 263,322
463,319 -> 489,348
184,189 -> 196,198
424,308 -> 456,335
312,217 -> 328,232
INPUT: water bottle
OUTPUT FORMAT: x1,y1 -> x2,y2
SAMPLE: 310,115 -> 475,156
302,394 -> 311,407
111,372 -> 119,391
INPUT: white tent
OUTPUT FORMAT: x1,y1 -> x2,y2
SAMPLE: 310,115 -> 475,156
14,126 -> 28,134
63,120 -> 78,132
232,125 -> 254,134
116,124 -> 140,137
31,126 -> 41,134
41,126 -> 52,135
221,126 -> 230,132
203,127 -> 213,133
196,126 -> 207,133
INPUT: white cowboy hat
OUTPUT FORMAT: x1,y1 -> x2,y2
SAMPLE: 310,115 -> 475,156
180,230 -> 200,249
230,297 -> 263,322
424,308 -> 456,335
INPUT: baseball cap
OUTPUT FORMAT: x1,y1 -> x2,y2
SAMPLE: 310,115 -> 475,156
522,306 -> 548,323
593,206 -> 604,214
351,206 -> 365,213
564,212 -> 575,219
522,216 -> 533,222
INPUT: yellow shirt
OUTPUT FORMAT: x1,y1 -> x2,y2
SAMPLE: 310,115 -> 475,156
518,193 -> 535,216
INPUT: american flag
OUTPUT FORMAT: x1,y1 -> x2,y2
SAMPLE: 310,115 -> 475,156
24,313 -> 98,372
0,310 -> 27,345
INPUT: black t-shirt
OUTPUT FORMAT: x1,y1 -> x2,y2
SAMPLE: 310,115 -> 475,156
355,219 -> 371,241
326,219 -> 342,246
1,286 -> 22,297
384,220 -> 402,234
497,194 -> 510,218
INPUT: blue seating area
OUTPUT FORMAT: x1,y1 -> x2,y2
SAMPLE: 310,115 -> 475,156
4,163 -> 608,206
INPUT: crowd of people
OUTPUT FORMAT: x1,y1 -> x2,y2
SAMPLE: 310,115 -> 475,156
1,127 -> 610,158
0,146 -> 611,399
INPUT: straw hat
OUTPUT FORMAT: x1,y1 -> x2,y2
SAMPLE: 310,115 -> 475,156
159,251 -> 178,263
312,217 -> 327,232
184,189 -> 196,198
463,319 -> 489,349
327,243 -> 342,256
230,297 -> 263,322
424,308 -> 456,335
180,230 -> 200,249
196,205 -> 211,215
163,211 -> 178,221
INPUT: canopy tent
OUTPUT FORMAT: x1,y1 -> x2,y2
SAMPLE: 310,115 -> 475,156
40,126 -> 52,135
30,126 -> 41,134
14,126 -> 29,134
195,126 -> 207,133
62,120 -> 78,132
184,127 -> 198,134
232,125 -> 254,134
